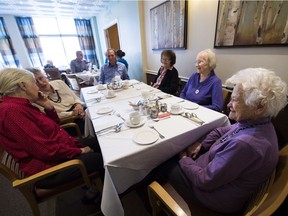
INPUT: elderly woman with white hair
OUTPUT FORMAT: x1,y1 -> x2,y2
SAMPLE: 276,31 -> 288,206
159,68 -> 287,214
0,68 -> 103,204
180,49 -> 223,112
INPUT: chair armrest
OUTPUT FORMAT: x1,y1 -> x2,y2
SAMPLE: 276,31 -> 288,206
12,159 -> 91,188
60,115 -> 78,124
148,181 -> 187,216
61,122 -> 81,137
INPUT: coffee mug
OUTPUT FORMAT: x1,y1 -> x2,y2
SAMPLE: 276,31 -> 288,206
170,103 -> 181,113
107,90 -> 115,97
129,111 -> 141,125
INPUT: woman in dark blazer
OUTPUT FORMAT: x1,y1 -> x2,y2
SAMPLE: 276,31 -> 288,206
152,50 -> 179,95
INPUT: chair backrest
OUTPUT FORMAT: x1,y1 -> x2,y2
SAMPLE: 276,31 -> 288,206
222,86 -> 232,116
0,145 -> 25,181
148,146 -> 288,216
65,74 -> 82,91
44,68 -> 61,80
249,145 -> 288,216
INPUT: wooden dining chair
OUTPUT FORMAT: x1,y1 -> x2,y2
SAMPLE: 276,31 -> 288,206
64,74 -> 87,97
222,86 -> 232,116
148,145 -> 288,216
0,123 -> 102,216
44,68 -> 61,81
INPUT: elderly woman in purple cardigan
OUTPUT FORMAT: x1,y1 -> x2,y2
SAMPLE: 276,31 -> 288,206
160,68 -> 287,214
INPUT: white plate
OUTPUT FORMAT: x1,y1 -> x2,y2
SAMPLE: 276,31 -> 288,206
125,117 -> 146,128
169,108 -> 184,115
105,94 -> 117,99
87,89 -> 98,94
133,130 -> 159,145
96,107 -> 113,114
181,102 -> 199,110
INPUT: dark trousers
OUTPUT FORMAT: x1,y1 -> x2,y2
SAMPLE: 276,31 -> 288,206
36,137 -> 103,189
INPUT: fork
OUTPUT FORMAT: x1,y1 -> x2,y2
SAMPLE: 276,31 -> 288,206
149,124 -> 165,139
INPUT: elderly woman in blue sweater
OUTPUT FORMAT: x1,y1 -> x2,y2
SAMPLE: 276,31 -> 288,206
180,49 -> 223,112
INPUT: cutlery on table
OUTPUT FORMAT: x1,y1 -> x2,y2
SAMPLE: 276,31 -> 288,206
92,111 -> 115,120
116,113 -> 126,122
149,124 -> 165,139
96,123 -> 123,135
182,112 -> 205,125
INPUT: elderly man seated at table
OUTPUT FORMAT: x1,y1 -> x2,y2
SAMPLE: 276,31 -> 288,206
70,50 -> 89,73
99,48 -> 129,84
0,68 -> 104,204
158,68 -> 287,214
26,67 -> 86,135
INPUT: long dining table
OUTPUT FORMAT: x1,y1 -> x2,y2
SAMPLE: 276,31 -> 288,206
80,80 -> 230,216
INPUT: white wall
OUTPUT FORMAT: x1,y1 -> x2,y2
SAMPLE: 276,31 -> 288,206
95,1 -> 143,81
142,0 -> 288,84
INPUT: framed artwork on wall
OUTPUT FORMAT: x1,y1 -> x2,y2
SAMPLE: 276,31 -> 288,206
214,0 -> 288,47
150,0 -> 188,50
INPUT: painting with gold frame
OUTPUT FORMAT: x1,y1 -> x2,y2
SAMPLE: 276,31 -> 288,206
150,0 -> 188,50
214,0 -> 288,47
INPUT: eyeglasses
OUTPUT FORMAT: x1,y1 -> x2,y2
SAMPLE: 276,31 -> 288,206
161,58 -> 170,62
35,76 -> 47,84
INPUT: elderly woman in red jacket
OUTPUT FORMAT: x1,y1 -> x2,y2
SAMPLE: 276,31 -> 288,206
0,68 -> 103,203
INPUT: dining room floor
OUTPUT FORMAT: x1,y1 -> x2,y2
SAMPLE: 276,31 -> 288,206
51,185 -> 288,216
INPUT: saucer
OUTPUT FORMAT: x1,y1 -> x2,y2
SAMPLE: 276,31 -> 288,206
125,117 -> 146,128
105,94 -> 117,99
133,130 -> 159,145
96,107 -> 113,114
169,108 -> 183,115
97,86 -> 106,90
181,102 -> 199,110
87,89 -> 98,94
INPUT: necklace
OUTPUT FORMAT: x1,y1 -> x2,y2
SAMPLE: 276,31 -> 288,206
220,121 -> 270,143
47,90 -> 61,103
195,82 -> 202,94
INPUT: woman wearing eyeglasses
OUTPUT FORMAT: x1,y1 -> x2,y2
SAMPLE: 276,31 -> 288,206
26,68 -> 85,133
180,49 -> 223,112
152,50 -> 179,95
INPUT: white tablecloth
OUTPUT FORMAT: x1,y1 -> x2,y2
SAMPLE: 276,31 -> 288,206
82,81 -> 230,216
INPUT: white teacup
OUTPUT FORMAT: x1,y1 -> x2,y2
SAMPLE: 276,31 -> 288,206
141,89 -> 151,100
170,103 -> 181,113
107,90 -> 115,97
115,75 -> 121,81
122,80 -> 129,89
97,84 -> 105,90
129,111 -> 141,125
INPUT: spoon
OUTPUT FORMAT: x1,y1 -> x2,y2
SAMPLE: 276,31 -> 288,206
149,124 -> 165,139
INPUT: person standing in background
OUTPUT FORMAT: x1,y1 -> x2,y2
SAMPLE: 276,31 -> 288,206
70,51 -> 89,73
116,49 -> 128,70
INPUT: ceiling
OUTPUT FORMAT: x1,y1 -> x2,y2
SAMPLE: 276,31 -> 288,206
0,0 -> 114,18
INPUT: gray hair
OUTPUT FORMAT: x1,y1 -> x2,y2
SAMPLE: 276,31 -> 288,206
25,67 -> 46,76
198,49 -> 217,70
0,68 -> 34,96
226,68 -> 287,118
